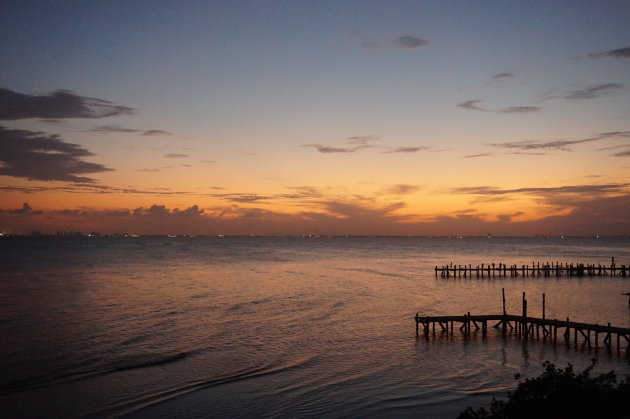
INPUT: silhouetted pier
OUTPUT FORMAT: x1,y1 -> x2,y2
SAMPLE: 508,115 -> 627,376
435,257 -> 628,278
415,290 -> 630,353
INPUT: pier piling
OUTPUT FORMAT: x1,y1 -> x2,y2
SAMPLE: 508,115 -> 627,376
415,290 -> 630,353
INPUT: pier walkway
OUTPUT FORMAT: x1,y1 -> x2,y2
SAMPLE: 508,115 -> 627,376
435,257 -> 628,278
415,289 -> 630,353
415,313 -> 630,352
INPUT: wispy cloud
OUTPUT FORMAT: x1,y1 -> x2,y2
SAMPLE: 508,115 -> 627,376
458,99 -> 541,114
91,125 -> 141,134
498,106 -> 542,113
509,151 -> 547,156
561,83 -> 624,100
384,184 -> 419,195
382,146 -> 429,154
464,153 -> 493,158
497,211 -> 524,222
142,130 -> 170,136
490,131 -> 630,152
90,125 -> 171,136
588,46 -> 630,59
452,183 -> 630,197
304,135 -> 378,154
0,126 -> 112,182
490,72 -> 515,81
364,34 -> 430,50
0,88 -> 133,120
137,168 -> 164,172
164,153 -> 188,158
457,99 -> 485,111
491,138 -> 594,151
391,35 -> 429,49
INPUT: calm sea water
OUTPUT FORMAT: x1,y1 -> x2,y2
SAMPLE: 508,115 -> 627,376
1,237 -> 629,418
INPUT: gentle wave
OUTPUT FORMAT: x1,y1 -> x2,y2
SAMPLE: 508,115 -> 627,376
0,352 -> 190,395
91,353 -> 319,417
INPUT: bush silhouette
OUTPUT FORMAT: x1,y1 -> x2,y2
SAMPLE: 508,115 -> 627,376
458,360 -> 630,419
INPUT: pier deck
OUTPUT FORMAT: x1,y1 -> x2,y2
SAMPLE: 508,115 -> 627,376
435,257 -> 628,278
415,288 -> 630,353
415,313 -> 630,352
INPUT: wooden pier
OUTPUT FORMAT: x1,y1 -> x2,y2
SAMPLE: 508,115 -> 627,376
435,257 -> 628,278
415,290 -> 630,353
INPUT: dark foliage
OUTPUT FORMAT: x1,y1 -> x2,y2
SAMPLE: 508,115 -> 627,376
458,360 -> 630,419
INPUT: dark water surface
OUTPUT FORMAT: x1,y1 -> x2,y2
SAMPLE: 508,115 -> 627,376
1,237 -> 629,417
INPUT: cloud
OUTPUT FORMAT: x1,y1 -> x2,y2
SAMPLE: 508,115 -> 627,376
491,131 -> 630,152
304,136 -> 378,154
589,46 -> 630,59
0,202 -> 43,215
0,88 -> 133,120
0,126 -> 113,182
458,100 -> 541,114
2,194 -> 629,236
383,146 -> 429,153
562,83 -> 624,100
498,106 -> 542,113
324,200 -> 407,219
384,184 -> 419,195
490,138 -> 596,151
285,186 -> 322,198
164,153 -> 188,158
508,151 -> 547,156
457,99 -> 485,111
134,204 -> 204,217
497,212 -> 524,222
224,195 -> 271,204
90,125 -> 141,134
391,35 -> 429,49
613,149 -> 630,157
304,145 -> 360,153
451,183 -> 630,197
142,130 -> 170,136
464,153 -> 493,158
490,72 -> 515,81
91,126 -> 171,136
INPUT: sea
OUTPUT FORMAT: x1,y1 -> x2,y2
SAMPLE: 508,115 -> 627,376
1,236 -> 629,418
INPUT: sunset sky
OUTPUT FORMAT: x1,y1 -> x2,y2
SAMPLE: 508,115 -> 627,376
1,1 -> 629,236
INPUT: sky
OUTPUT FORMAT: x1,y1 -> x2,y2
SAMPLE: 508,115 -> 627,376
1,0 -> 629,236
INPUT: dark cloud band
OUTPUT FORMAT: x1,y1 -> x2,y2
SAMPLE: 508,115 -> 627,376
0,88 -> 133,120
0,126 -> 112,182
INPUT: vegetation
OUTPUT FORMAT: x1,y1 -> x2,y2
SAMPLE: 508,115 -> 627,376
458,360 -> 630,419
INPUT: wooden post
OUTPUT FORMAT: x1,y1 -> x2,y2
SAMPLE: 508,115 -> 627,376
502,288 -> 506,315
595,328 -> 599,349
617,333 -> 620,352
467,311 -> 471,335
542,293 -> 546,319
416,313 -> 419,336
522,292 -> 527,338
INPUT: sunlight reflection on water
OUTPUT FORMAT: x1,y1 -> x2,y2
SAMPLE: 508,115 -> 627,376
1,237 -> 629,417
